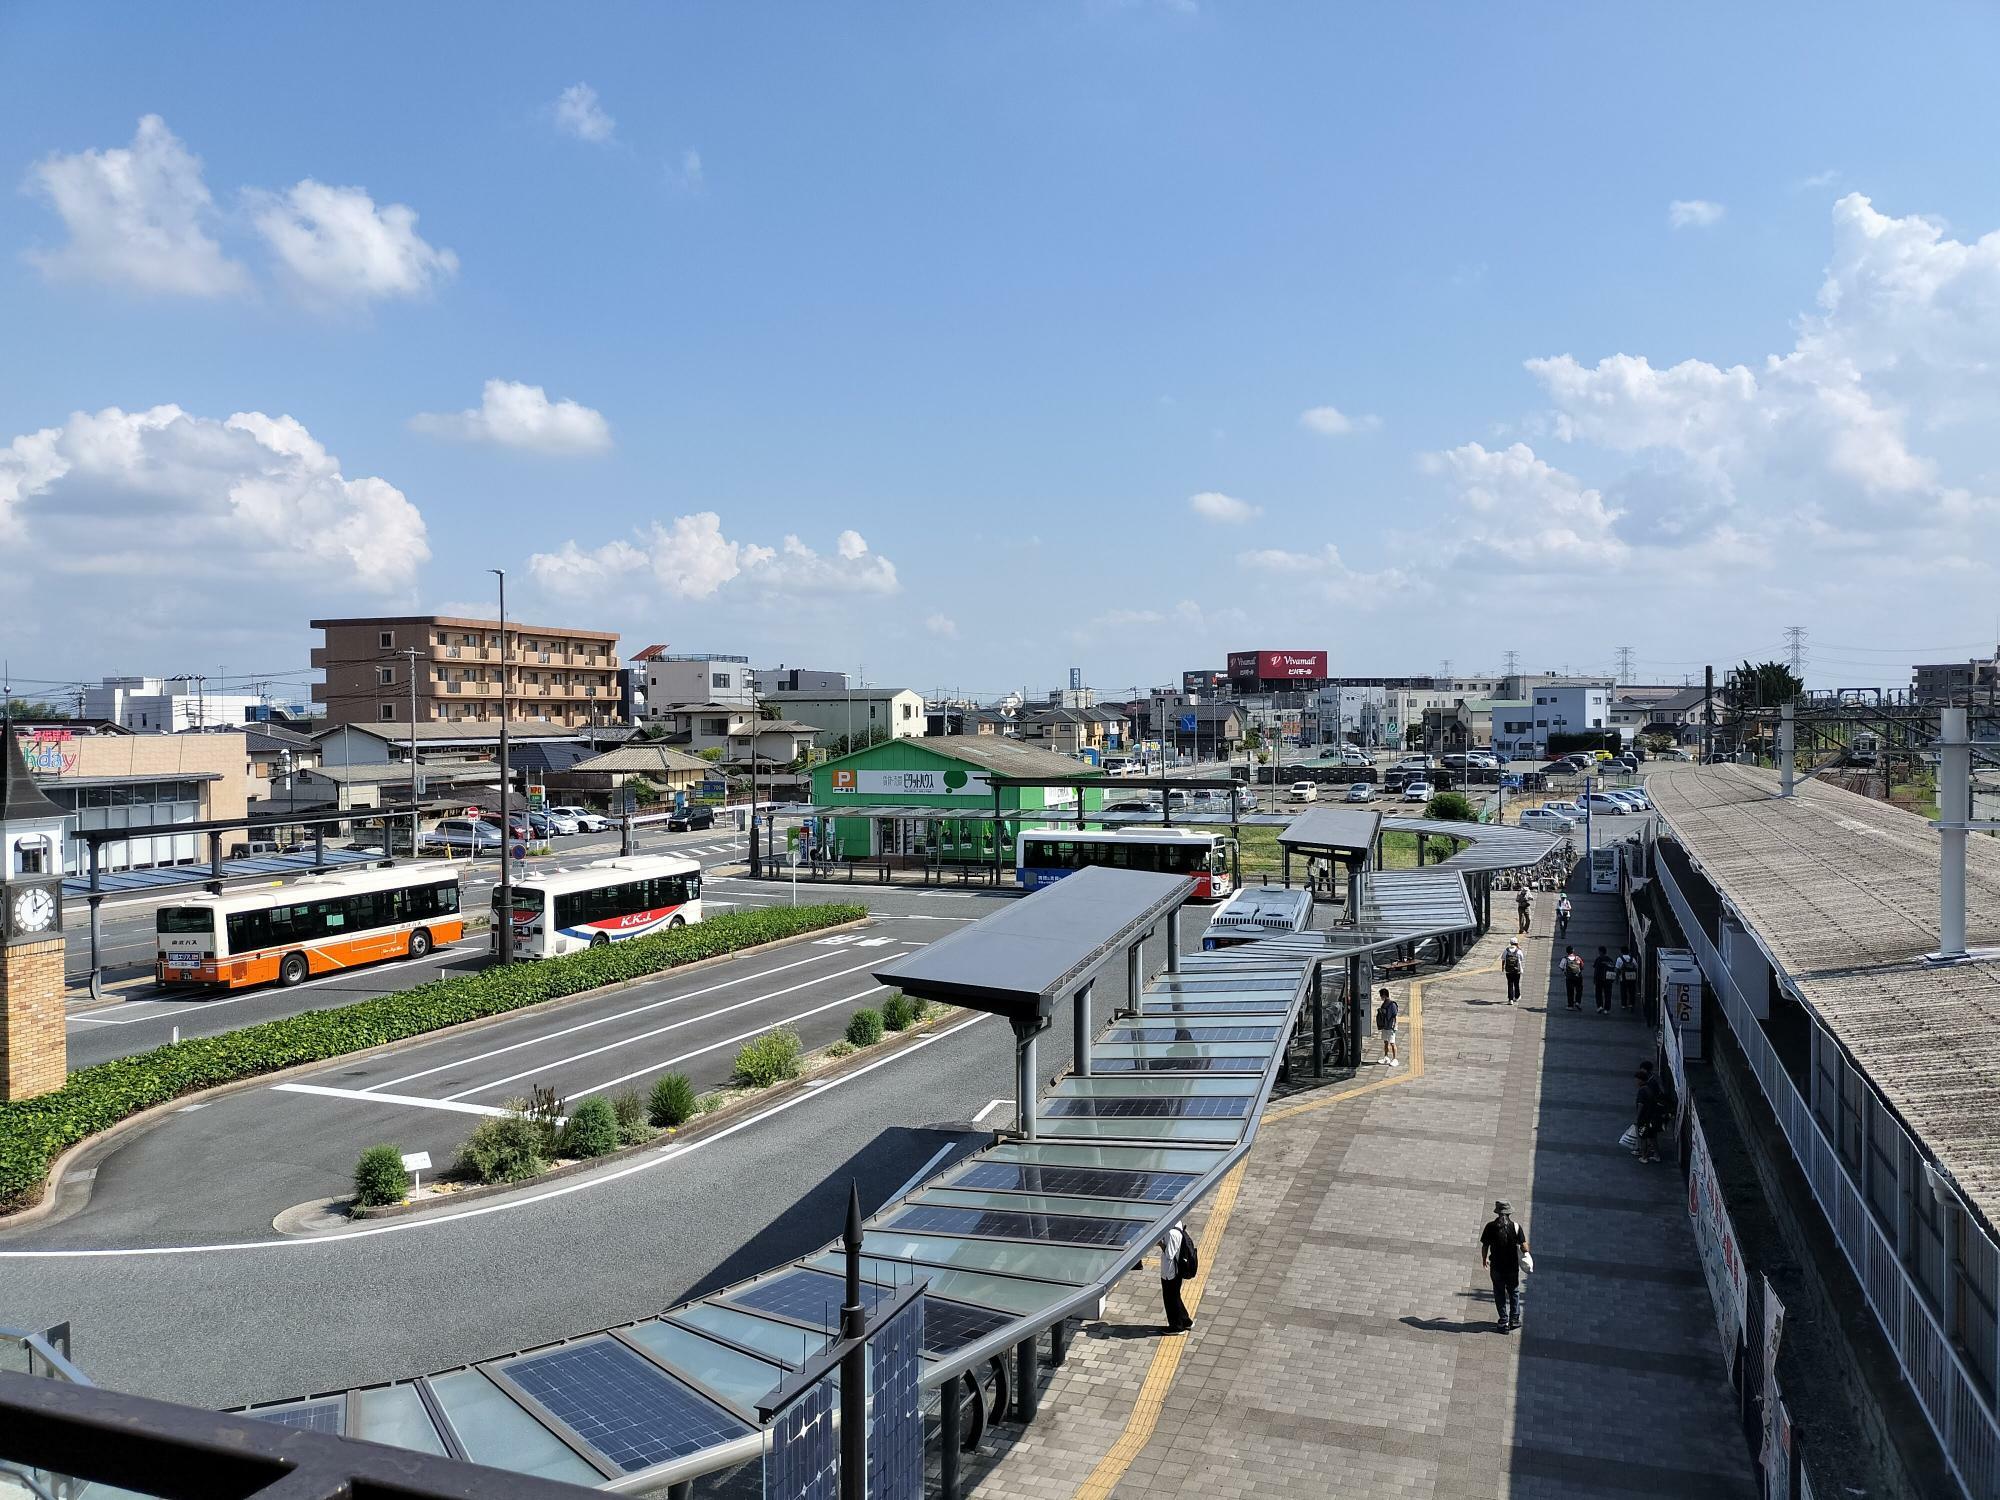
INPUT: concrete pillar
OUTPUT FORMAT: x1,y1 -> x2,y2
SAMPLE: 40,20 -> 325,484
1073,982 -> 1093,1077
1935,707 -> 1970,962
1779,703 -> 1796,797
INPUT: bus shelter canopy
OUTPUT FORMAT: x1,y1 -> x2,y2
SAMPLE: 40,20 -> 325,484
1275,807 -> 1380,864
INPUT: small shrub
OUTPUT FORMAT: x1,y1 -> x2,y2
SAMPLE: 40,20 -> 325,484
648,1072 -> 697,1128
521,1084 -> 567,1158
827,1039 -> 857,1058
1425,790 -> 1478,824
353,1144 -> 409,1207
846,1008 -> 884,1047
735,1027 -> 803,1087
611,1089 -> 650,1144
880,994 -> 913,1032
696,1091 -> 726,1114
907,996 -> 930,1022
559,1097 -> 619,1159
457,1114 -> 546,1184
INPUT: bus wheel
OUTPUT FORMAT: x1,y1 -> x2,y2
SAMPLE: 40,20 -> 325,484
668,915 -> 685,928
589,932 -> 610,948
279,952 -> 309,987
407,928 -> 432,960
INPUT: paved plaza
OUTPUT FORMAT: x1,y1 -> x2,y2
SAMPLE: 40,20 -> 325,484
969,883 -> 1758,1500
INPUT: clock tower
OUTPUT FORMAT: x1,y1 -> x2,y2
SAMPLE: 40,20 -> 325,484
1,721 -> 67,1099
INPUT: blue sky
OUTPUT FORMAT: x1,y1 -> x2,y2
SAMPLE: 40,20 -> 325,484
4,3 -> 1998,704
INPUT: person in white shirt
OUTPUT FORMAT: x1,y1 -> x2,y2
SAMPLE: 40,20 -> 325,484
1159,1220 -> 1193,1332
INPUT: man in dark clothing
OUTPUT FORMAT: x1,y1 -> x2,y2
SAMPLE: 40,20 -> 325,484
1516,887 -> 1532,935
1479,1200 -> 1529,1332
1618,947 -> 1641,1012
1592,947 -> 1614,1015
1159,1220 -> 1193,1331
1501,939 -> 1524,1005
1561,946 -> 1584,1010
1634,1066 -> 1664,1163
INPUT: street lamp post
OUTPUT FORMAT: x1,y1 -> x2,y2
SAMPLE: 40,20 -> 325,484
491,568 -> 514,966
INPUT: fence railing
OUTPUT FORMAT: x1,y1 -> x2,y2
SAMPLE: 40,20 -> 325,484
1657,855 -> 2000,1499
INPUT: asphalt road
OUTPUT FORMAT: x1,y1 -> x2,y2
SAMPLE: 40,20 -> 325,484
0,895 -> 1200,1410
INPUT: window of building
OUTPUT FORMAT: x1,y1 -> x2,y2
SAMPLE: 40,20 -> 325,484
1865,1092 -> 1901,1235
1952,1212 -> 1999,1396
13,835 -> 50,877
379,704 -> 397,722
711,672 -> 731,690
379,630 -> 394,648
378,667 -> 394,685
435,631 -> 448,646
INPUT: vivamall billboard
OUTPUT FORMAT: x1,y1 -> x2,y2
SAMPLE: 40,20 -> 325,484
1228,650 -> 1329,687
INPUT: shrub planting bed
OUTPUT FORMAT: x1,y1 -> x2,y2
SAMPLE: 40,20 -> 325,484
0,903 -> 865,1213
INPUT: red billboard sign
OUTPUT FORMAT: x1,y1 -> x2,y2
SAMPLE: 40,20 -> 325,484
1228,650 -> 1328,685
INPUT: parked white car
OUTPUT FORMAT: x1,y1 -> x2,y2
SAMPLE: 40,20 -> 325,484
1581,792 -> 1629,814
1287,781 -> 1317,803
551,805 -> 611,833
1542,800 -> 1584,820
1519,808 -> 1575,833
1402,780 -> 1433,803
1392,755 -> 1434,773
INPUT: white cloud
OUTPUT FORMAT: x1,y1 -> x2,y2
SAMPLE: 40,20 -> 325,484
1668,199 -> 1726,230
1421,442 -> 1630,567
0,403 -> 427,590
529,514 -> 899,604
553,84 -> 615,144
1797,169 -> 1840,190
410,380 -> 611,454
1082,599 -> 1247,636
1298,405 -> 1380,436
1187,491 -> 1260,524
252,180 -> 457,304
670,149 -> 704,191
1235,543 -> 1413,606
925,613 -> 959,639
21,115 -> 248,297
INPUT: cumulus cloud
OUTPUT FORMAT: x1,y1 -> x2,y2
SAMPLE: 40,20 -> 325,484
1422,442 -> 1630,567
529,514 -> 899,605
21,115 -> 248,297
1668,199 -> 1725,229
1298,405 -> 1380,436
0,403 -> 427,590
251,180 -> 457,304
1236,543 -> 1413,606
925,613 -> 959,639
1187,491 -> 1260,523
410,380 -> 611,454
553,84 -> 615,144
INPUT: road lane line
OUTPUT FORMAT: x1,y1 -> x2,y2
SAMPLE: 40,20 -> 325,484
270,1084 -> 518,1120
438,961 -> 891,1101
972,1098 -> 1012,1124
367,949 -> 851,1093
564,986 -> 886,1097
0,1016 -> 990,1259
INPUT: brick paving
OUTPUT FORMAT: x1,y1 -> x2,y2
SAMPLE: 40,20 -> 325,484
967,884 -> 1758,1500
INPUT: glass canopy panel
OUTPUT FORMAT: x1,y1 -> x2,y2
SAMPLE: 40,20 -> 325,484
248,1398 -> 343,1433
884,1204 -> 1149,1249
981,1142 -> 1232,1174
860,1229 -> 1120,1283
1092,1055 -> 1266,1073
622,1321 -> 784,1415
1043,1095 -> 1251,1118
425,1370 -> 602,1485
811,1251 -> 1069,1314
918,1295 -> 1015,1356
500,1337 -> 752,1475
913,1187 -> 1161,1220
348,1385 -> 447,1455
943,1160 -> 1198,1201
1093,1041 -> 1272,1059
1054,1076 -> 1262,1098
1151,974 -> 1299,987
724,1267 -> 890,1331
1035,1115 -> 1246,1143
1104,1025 -> 1279,1043
671,1303 -> 830,1368
1133,999 -> 1295,1014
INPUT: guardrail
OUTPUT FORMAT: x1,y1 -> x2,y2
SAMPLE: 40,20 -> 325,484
1656,856 -> 2000,1499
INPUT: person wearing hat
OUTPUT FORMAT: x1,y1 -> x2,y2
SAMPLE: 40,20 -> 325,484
1479,1199 -> 1530,1332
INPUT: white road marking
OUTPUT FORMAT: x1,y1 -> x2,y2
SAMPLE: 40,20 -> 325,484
439,959 -> 890,1101
972,1098 -> 1013,1124
566,985 -> 886,1097
366,950 -> 845,1093
271,1084 -> 519,1120
0,1015 -> 992,1258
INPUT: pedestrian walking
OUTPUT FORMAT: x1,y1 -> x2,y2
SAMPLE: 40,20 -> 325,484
1501,939 -> 1524,1005
1633,1065 -> 1664,1163
1479,1200 -> 1531,1332
1562,946 -> 1584,1010
1516,886 -> 1532,934
1376,987 -> 1400,1067
1159,1219 -> 1195,1332
1555,893 -> 1572,938
1592,946 -> 1613,1015
1618,947 -> 1641,1012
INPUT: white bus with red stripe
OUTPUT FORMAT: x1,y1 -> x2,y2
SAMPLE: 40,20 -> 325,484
494,854 -> 703,957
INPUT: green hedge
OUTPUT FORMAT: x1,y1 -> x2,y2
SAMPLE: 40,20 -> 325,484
0,903 -> 865,1212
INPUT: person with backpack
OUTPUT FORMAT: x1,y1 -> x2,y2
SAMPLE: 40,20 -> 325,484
1479,1199 -> 1531,1332
1561,946 -> 1584,1010
1554,893 -> 1573,938
1501,939 -> 1524,1005
1516,886 -> 1532,935
1618,947 -> 1641,1013
1592,946 -> 1614,1015
1159,1219 -> 1196,1332
1376,987 -> 1400,1066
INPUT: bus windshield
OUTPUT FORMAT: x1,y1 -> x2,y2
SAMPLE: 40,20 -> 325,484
493,888 -> 545,917
157,908 -> 215,935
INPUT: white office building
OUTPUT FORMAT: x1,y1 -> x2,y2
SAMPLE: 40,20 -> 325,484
81,676 -> 264,733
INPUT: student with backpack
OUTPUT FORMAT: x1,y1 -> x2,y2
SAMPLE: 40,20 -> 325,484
1562,946 -> 1585,1010
1376,987 -> 1401,1066
1592,947 -> 1614,1015
1501,940 -> 1524,1005
1618,947 -> 1641,1013
1159,1219 -> 1196,1332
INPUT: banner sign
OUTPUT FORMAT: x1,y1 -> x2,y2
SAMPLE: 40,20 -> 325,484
1659,947 -> 1706,1060
1762,1275 -> 1790,1497
830,767 -> 992,798
1689,1114 -> 1750,1372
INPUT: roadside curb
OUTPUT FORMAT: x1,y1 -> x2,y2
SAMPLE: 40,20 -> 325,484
0,914 -> 871,1233
343,1004 -> 967,1225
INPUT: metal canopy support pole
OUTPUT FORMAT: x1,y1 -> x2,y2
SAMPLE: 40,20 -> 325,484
1934,706 -> 1971,963
87,839 -> 105,1002
1073,981 -> 1093,1076
992,785 -> 1004,888
1165,906 -> 1182,973
1311,962 -> 1325,1077
1779,703 -> 1796,797
1016,1026 -> 1039,1139
1127,940 -> 1143,1017
312,821 -> 326,873
1282,844 -> 1291,889
940,1386 -> 963,1500
840,1184 -> 867,1500
1015,1338 -> 1038,1423
1347,953 -> 1364,1066
1051,1319 -> 1069,1366
667,1483 -> 693,1500
206,830 -> 223,894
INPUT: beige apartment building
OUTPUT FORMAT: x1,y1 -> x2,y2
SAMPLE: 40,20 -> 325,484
311,616 -> 622,729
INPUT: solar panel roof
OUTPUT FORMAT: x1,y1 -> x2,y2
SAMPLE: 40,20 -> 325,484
503,1339 -> 751,1474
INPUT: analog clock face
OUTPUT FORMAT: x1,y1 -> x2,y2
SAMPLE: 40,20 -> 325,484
12,887 -> 56,934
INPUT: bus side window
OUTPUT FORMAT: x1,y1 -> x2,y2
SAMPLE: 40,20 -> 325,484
226,909 -> 269,953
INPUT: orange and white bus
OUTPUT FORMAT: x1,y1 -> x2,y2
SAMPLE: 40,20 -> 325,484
155,866 -> 464,990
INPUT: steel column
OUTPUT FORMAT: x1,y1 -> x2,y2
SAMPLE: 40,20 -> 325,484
1165,910 -> 1181,972
939,1382 -> 963,1500
1050,1319 -> 1069,1367
1017,1029 -> 1038,1139
1127,940 -> 1143,1017
840,1186 -> 867,1500
1934,706 -> 1970,962
87,841 -> 104,1002
1015,1338 -> 1038,1422
1312,964 -> 1325,1077
1073,981 -> 1093,1077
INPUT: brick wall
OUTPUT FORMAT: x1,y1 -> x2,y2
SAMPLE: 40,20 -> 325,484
0,936 -> 66,1100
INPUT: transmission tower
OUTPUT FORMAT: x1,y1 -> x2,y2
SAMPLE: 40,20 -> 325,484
1614,645 -> 1635,684
1439,658 -> 1453,683
1784,625 -> 1808,676
1502,650 -> 1519,676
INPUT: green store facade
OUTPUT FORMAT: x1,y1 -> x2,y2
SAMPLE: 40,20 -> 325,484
806,735 -> 1108,865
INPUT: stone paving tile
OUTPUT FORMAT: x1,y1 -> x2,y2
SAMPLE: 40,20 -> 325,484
969,884 -> 1757,1500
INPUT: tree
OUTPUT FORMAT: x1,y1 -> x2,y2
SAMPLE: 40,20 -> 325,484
824,726 -> 890,758
1403,724 -> 1426,750
696,746 -> 724,763
1425,790 -> 1478,823
1724,660 -> 1803,710
5,698 -> 68,720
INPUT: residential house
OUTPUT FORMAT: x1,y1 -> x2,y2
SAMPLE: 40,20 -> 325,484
762,688 -> 925,748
